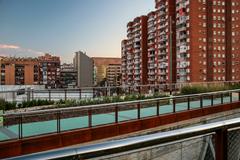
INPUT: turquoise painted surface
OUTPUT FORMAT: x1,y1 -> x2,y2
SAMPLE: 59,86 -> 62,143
0,132 -> 10,141
0,96 -> 236,141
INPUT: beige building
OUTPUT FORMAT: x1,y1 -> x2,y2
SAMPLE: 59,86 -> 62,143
92,57 -> 121,86
73,51 -> 93,87
106,64 -> 121,86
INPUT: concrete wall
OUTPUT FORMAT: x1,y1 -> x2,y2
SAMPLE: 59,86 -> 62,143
74,51 -> 93,87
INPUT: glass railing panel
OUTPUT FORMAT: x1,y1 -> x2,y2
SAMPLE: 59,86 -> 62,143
140,101 -> 157,118
118,103 -> 138,122
22,112 -> 57,138
92,105 -> 115,127
0,115 -> 19,142
60,108 -> 88,131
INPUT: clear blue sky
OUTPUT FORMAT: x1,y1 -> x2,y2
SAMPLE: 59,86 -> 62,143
0,0 -> 155,63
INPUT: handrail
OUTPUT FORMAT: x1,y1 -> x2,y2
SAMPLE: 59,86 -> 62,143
1,80 -> 240,92
8,117 -> 240,160
4,89 -> 240,116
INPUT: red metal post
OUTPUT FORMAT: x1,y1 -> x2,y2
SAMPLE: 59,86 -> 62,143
173,99 -> 176,113
57,112 -> 61,133
221,93 -> 223,104
215,129 -> 228,160
115,105 -> 118,123
230,92 -> 232,103
187,97 -> 190,110
137,103 -> 141,119
88,109 -> 92,128
200,96 -> 203,108
211,95 -> 214,106
157,101 -> 160,116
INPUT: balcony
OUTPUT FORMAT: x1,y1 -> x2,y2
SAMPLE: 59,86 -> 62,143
127,56 -> 133,60
134,49 -> 141,53
148,76 -> 156,81
134,60 -> 140,65
159,71 -> 167,75
158,58 -> 167,63
148,59 -> 155,63
159,64 -> 167,69
148,34 -> 155,40
148,71 -> 155,76
148,47 -> 155,52
148,64 -> 156,69
148,53 -> 155,58
159,44 -> 166,49
178,34 -> 187,39
158,51 -> 166,56
134,38 -> 141,42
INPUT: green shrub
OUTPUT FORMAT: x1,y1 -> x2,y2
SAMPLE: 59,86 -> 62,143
0,98 -> 16,111
180,84 -> 233,95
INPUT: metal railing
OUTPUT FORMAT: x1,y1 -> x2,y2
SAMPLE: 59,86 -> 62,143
8,117 -> 240,160
1,89 -> 240,143
0,80 -> 240,103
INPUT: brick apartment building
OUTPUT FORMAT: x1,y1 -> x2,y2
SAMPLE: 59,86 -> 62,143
60,63 -> 77,88
0,57 -> 40,85
122,0 -> 240,85
121,16 -> 148,86
38,54 -> 61,88
0,54 -> 61,88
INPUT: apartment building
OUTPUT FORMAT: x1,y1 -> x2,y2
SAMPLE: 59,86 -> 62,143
175,0 -> 240,82
60,63 -> 77,88
147,11 -> 158,84
0,57 -> 40,85
121,16 -> 148,86
92,57 -> 121,86
122,0 -> 240,85
38,53 -> 61,88
106,64 -> 121,86
121,40 -> 128,85
155,0 -> 176,84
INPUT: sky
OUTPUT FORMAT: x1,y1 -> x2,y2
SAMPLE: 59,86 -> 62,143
0,0 -> 155,63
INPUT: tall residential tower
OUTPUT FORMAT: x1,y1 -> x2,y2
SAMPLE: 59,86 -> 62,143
122,0 -> 240,85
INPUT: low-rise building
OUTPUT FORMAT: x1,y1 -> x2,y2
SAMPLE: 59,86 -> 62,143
38,53 -> 61,88
0,57 -> 40,85
106,64 -> 121,86
60,63 -> 77,88
92,57 -> 121,86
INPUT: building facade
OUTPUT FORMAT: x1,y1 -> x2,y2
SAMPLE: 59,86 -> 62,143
147,11 -> 158,84
175,0 -> 240,82
122,0 -> 240,85
60,63 -> 77,88
38,54 -> 61,88
106,64 -> 121,86
121,16 -> 148,86
92,57 -> 121,86
0,57 -> 40,85
73,51 -> 93,87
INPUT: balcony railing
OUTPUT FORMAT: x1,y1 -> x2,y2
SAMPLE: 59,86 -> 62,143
10,116 -> 240,160
1,89 -> 240,143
